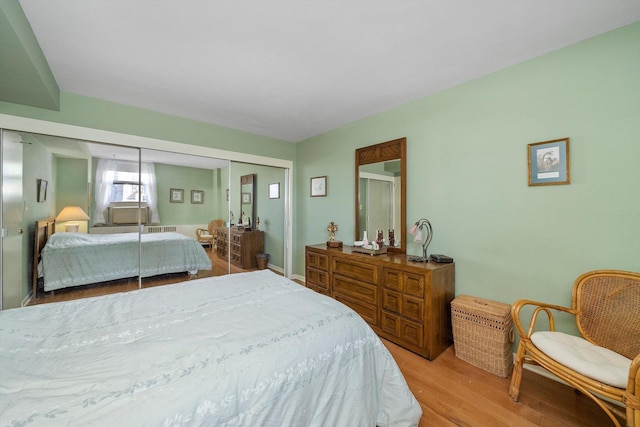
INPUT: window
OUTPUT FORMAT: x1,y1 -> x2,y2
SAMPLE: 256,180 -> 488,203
111,165 -> 147,203
94,159 -> 160,224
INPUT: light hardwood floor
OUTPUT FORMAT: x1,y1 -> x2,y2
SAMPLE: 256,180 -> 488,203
29,252 -> 619,426
383,339 -> 619,426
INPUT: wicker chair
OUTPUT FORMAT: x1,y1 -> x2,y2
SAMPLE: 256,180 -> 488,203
196,219 -> 225,251
509,270 -> 640,427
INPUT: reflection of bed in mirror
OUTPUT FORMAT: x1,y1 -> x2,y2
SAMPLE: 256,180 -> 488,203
3,270 -> 421,425
33,217 -> 211,299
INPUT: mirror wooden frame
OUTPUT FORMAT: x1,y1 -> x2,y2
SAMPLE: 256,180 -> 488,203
240,173 -> 256,228
355,137 -> 406,254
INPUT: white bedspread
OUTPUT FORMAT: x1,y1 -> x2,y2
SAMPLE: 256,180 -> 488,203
0,270 -> 421,426
41,231 -> 211,291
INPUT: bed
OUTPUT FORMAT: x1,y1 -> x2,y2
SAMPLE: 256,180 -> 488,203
33,217 -> 212,298
0,270 -> 422,426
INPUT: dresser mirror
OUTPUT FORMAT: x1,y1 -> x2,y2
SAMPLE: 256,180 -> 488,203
355,137 -> 406,254
239,173 -> 256,227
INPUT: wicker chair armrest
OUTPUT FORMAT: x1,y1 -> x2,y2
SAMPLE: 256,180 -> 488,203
511,298 -> 576,340
629,354 -> 640,392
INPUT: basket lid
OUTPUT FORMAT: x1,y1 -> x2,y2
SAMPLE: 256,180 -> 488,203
451,294 -> 511,318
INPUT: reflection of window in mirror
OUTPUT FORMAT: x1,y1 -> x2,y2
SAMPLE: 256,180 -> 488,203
93,158 -> 159,225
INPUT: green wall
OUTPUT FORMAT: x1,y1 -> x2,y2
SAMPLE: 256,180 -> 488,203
55,157 -> 88,214
155,163 -> 215,225
295,21 -> 640,320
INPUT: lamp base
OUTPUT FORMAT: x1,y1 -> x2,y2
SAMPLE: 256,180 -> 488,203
409,256 -> 429,263
65,224 -> 79,233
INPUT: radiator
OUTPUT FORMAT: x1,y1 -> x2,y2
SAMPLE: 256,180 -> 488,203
147,226 -> 177,233
108,206 -> 150,225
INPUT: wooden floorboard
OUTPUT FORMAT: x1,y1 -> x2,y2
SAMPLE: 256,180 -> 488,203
29,257 -> 621,425
382,339 -> 621,426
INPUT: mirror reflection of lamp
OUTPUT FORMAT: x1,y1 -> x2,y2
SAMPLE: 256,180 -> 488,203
408,218 -> 433,262
56,206 -> 90,233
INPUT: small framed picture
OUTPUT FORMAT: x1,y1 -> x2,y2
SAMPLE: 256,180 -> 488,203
528,138 -> 570,186
310,176 -> 327,197
242,192 -> 251,204
191,190 -> 204,204
170,188 -> 184,203
37,179 -> 48,202
269,183 -> 280,199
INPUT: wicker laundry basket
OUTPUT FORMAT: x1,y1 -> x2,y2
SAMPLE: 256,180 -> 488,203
451,295 -> 514,378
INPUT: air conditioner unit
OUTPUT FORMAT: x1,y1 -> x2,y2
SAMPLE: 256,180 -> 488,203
108,205 -> 150,225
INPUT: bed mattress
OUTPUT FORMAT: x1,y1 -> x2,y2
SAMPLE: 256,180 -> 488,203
41,231 -> 212,291
0,270 -> 421,426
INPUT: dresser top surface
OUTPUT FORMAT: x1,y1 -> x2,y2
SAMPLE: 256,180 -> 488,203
306,244 -> 453,272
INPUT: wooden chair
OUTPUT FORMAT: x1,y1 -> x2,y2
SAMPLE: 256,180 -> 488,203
196,219 -> 224,251
510,270 -> 640,427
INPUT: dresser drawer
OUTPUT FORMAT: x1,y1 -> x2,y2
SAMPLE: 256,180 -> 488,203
333,258 -> 378,283
402,295 -> 424,323
333,274 -> 377,305
404,273 -> 426,298
335,294 -> 378,326
383,268 -> 426,298
381,311 -> 424,348
306,267 -> 329,291
382,290 -> 423,323
382,289 -> 401,314
306,250 -> 329,271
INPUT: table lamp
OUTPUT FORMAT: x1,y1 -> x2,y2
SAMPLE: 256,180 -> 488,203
56,206 -> 90,232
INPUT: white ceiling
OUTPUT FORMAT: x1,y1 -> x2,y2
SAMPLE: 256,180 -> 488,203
19,1 -> 640,143
21,132 -> 229,169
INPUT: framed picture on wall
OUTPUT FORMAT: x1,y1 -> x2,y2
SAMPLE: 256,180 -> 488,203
37,179 -> 48,202
310,176 -> 327,197
170,188 -> 184,203
191,190 -> 204,204
269,182 -> 280,199
528,138 -> 570,186
242,192 -> 251,204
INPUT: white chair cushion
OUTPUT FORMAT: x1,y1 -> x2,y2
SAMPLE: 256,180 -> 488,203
531,331 -> 631,388
200,233 -> 213,239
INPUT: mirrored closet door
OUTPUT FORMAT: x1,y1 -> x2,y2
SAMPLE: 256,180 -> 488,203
1,126 -> 290,309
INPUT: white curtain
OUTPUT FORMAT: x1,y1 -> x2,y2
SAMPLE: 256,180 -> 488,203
141,162 -> 160,223
93,158 -> 117,224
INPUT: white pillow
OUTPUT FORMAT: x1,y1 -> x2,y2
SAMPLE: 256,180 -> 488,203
531,331 -> 631,388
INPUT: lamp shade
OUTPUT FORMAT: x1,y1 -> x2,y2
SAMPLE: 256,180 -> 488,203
56,206 -> 90,222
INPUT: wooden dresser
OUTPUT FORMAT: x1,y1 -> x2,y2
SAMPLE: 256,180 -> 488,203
305,244 -> 455,360
216,228 -> 264,269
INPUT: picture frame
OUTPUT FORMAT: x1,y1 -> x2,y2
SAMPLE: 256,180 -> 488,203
191,190 -> 204,204
170,188 -> 184,203
37,179 -> 48,202
528,138 -> 570,186
310,176 -> 327,197
269,182 -> 280,199
242,192 -> 251,204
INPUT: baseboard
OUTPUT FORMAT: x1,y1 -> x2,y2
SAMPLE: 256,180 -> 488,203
292,273 -> 305,283
267,263 -> 283,275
